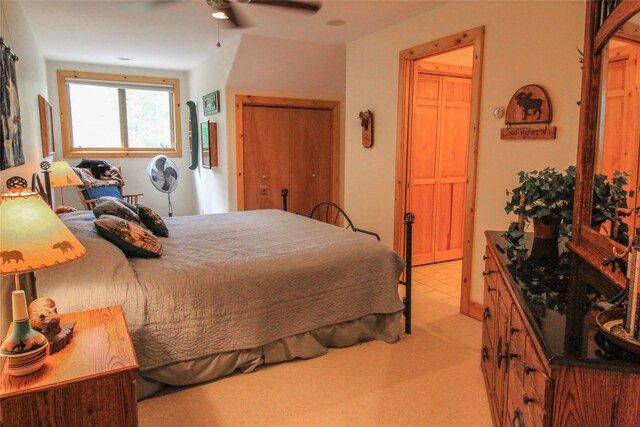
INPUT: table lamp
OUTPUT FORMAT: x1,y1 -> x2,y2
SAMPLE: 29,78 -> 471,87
0,177 -> 86,376
48,160 -> 82,206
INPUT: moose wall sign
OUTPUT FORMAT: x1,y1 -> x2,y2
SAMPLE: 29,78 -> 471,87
500,85 -> 556,140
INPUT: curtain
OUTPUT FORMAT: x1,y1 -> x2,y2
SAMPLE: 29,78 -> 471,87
0,46 -> 24,170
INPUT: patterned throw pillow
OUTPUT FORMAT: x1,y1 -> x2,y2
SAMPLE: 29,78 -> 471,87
137,205 -> 169,237
93,200 -> 143,227
95,215 -> 163,258
97,196 -> 138,213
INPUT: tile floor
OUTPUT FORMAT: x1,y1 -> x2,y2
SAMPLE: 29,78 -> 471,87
412,259 -> 462,307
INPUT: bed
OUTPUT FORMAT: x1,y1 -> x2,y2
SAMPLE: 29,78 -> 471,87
36,209 -> 410,399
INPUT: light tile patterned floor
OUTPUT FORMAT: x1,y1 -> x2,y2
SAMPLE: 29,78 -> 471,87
412,259 -> 462,307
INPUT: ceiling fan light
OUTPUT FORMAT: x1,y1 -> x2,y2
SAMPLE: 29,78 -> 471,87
212,11 -> 229,19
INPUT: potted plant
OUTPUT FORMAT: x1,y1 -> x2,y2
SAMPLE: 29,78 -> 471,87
504,166 -> 638,249
504,167 -> 574,242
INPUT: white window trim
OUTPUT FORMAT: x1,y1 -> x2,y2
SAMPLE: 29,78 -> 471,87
57,70 -> 182,158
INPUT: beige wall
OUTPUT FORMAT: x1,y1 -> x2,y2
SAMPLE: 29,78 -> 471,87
0,0 -> 50,347
344,1 -> 585,303
44,61 -> 194,216
188,35 -> 243,214
190,34 -> 346,213
0,1 -> 48,192
424,45 -> 474,67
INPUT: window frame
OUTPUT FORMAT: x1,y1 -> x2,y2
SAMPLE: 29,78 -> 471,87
57,70 -> 182,158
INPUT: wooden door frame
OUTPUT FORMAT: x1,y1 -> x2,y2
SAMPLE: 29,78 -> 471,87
394,26 -> 485,320
235,95 -> 341,211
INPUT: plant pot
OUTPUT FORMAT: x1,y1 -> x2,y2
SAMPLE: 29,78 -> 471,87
533,216 -> 560,240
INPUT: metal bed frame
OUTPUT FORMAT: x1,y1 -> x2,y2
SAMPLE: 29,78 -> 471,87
281,189 -> 415,334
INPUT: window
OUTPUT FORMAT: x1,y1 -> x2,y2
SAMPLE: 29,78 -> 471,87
57,70 -> 182,158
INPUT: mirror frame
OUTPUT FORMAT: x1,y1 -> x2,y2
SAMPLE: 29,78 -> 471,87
570,0 -> 640,287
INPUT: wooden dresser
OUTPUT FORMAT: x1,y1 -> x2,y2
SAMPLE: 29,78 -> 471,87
0,306 -> 139,427
482,231 -> 640,426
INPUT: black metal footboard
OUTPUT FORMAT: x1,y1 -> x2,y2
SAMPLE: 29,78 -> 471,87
399,212 -> 414,334
281,188 -> 414,334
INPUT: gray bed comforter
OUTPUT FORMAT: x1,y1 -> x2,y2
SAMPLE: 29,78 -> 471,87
37,209 -> 405,371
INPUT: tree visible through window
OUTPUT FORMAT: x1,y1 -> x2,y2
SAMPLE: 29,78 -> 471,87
58,70 -> 182,158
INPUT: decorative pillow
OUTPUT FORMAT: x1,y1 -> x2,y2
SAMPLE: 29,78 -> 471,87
137,205 -> 169,237
95,215 -> 162,258
93,200 -> 143,227
97,196 -> 138,213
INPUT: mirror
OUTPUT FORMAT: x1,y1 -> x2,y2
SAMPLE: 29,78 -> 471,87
572,1 -> 640,288
593,12 -> 640,246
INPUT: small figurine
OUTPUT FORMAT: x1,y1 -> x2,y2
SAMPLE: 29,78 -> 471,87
29,297 -> 62,336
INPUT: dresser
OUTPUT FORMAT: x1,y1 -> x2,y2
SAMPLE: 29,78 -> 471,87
0,306 -> 139,426
481,231 -> 640,426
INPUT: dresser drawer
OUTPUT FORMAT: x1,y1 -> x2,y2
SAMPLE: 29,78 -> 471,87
505,369 -> 536,427
483,246 -> 498,307
509,305 -> 526,355
522,335 -> 550,426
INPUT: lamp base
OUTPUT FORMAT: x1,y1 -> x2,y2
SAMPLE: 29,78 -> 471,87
4,343 -> 49,376
0,290 -> 49,376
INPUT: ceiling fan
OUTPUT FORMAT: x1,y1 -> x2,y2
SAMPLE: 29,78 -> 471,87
205,0 -> 322,28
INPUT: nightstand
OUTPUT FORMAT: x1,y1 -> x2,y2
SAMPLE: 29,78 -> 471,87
0,306 -> 139,426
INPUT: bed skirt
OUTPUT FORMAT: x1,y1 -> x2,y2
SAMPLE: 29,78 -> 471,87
137,311 -> 401,400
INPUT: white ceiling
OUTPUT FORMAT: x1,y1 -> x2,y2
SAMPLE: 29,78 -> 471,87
19,0 -> 445,71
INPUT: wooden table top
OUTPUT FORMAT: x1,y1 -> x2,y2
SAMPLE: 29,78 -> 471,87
0,306 -> 138,398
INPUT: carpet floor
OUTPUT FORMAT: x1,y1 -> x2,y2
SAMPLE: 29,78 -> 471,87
137,261 -> 492,427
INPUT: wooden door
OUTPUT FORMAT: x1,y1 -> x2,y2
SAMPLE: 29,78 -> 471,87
602,44 -> 640,233
409,73 -> 440,264
408,70 -> 471,265
288,108 -> 333,214
242,105 -> 334,212
243,106 -> 290,210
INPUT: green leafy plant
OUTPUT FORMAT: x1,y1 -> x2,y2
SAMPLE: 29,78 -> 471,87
504,167 -> 574,248
503,166 -> 638,248
592,171 -> 637,245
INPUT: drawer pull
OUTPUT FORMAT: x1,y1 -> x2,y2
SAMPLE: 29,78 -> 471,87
508,350 -> 519,360
511,409 -> 525,427
510,326 -> 520,334
497,337 -> 507,368
522,394 -> 535,405
483,255 -> 489,261
524,363 -> 536,375
487,286 -> 496,293
483,306 -> 491,321
482,270 -> 496,276
482,346 -> 489,362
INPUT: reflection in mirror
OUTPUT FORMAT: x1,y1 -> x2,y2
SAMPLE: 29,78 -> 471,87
595,12 -> 640,246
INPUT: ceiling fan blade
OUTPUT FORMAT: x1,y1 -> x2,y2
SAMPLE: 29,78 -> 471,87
223,3 -> 248,28
123,0 -> 184,13
239,0 -> 321,13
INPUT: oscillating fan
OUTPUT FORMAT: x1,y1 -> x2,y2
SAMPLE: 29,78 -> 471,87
147,155 -> 179,217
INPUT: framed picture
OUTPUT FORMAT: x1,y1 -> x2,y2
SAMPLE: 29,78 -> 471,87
38,95 -> 55,157
208,121 -> 218,167
202,90 -> 220,115
200,121 -> 219,169
201,121 -> 210,169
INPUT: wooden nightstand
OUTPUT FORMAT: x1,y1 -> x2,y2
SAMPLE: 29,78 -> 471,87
0,306 -> 139,426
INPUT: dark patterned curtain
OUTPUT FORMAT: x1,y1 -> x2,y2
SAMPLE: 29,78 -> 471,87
0,45 -> 24,170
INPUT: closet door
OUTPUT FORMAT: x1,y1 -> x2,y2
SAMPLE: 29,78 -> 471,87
602,45 -> 640,224
409,73 -> 441,265
243,106 -> 290,211
288,108 -> 334,214
434,76 -> 471,262
408,72 -> 471,265
242,105 -> 334,212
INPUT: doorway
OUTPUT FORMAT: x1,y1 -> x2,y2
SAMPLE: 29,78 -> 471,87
235,96 -> 340,213
395,27 -> 484,318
